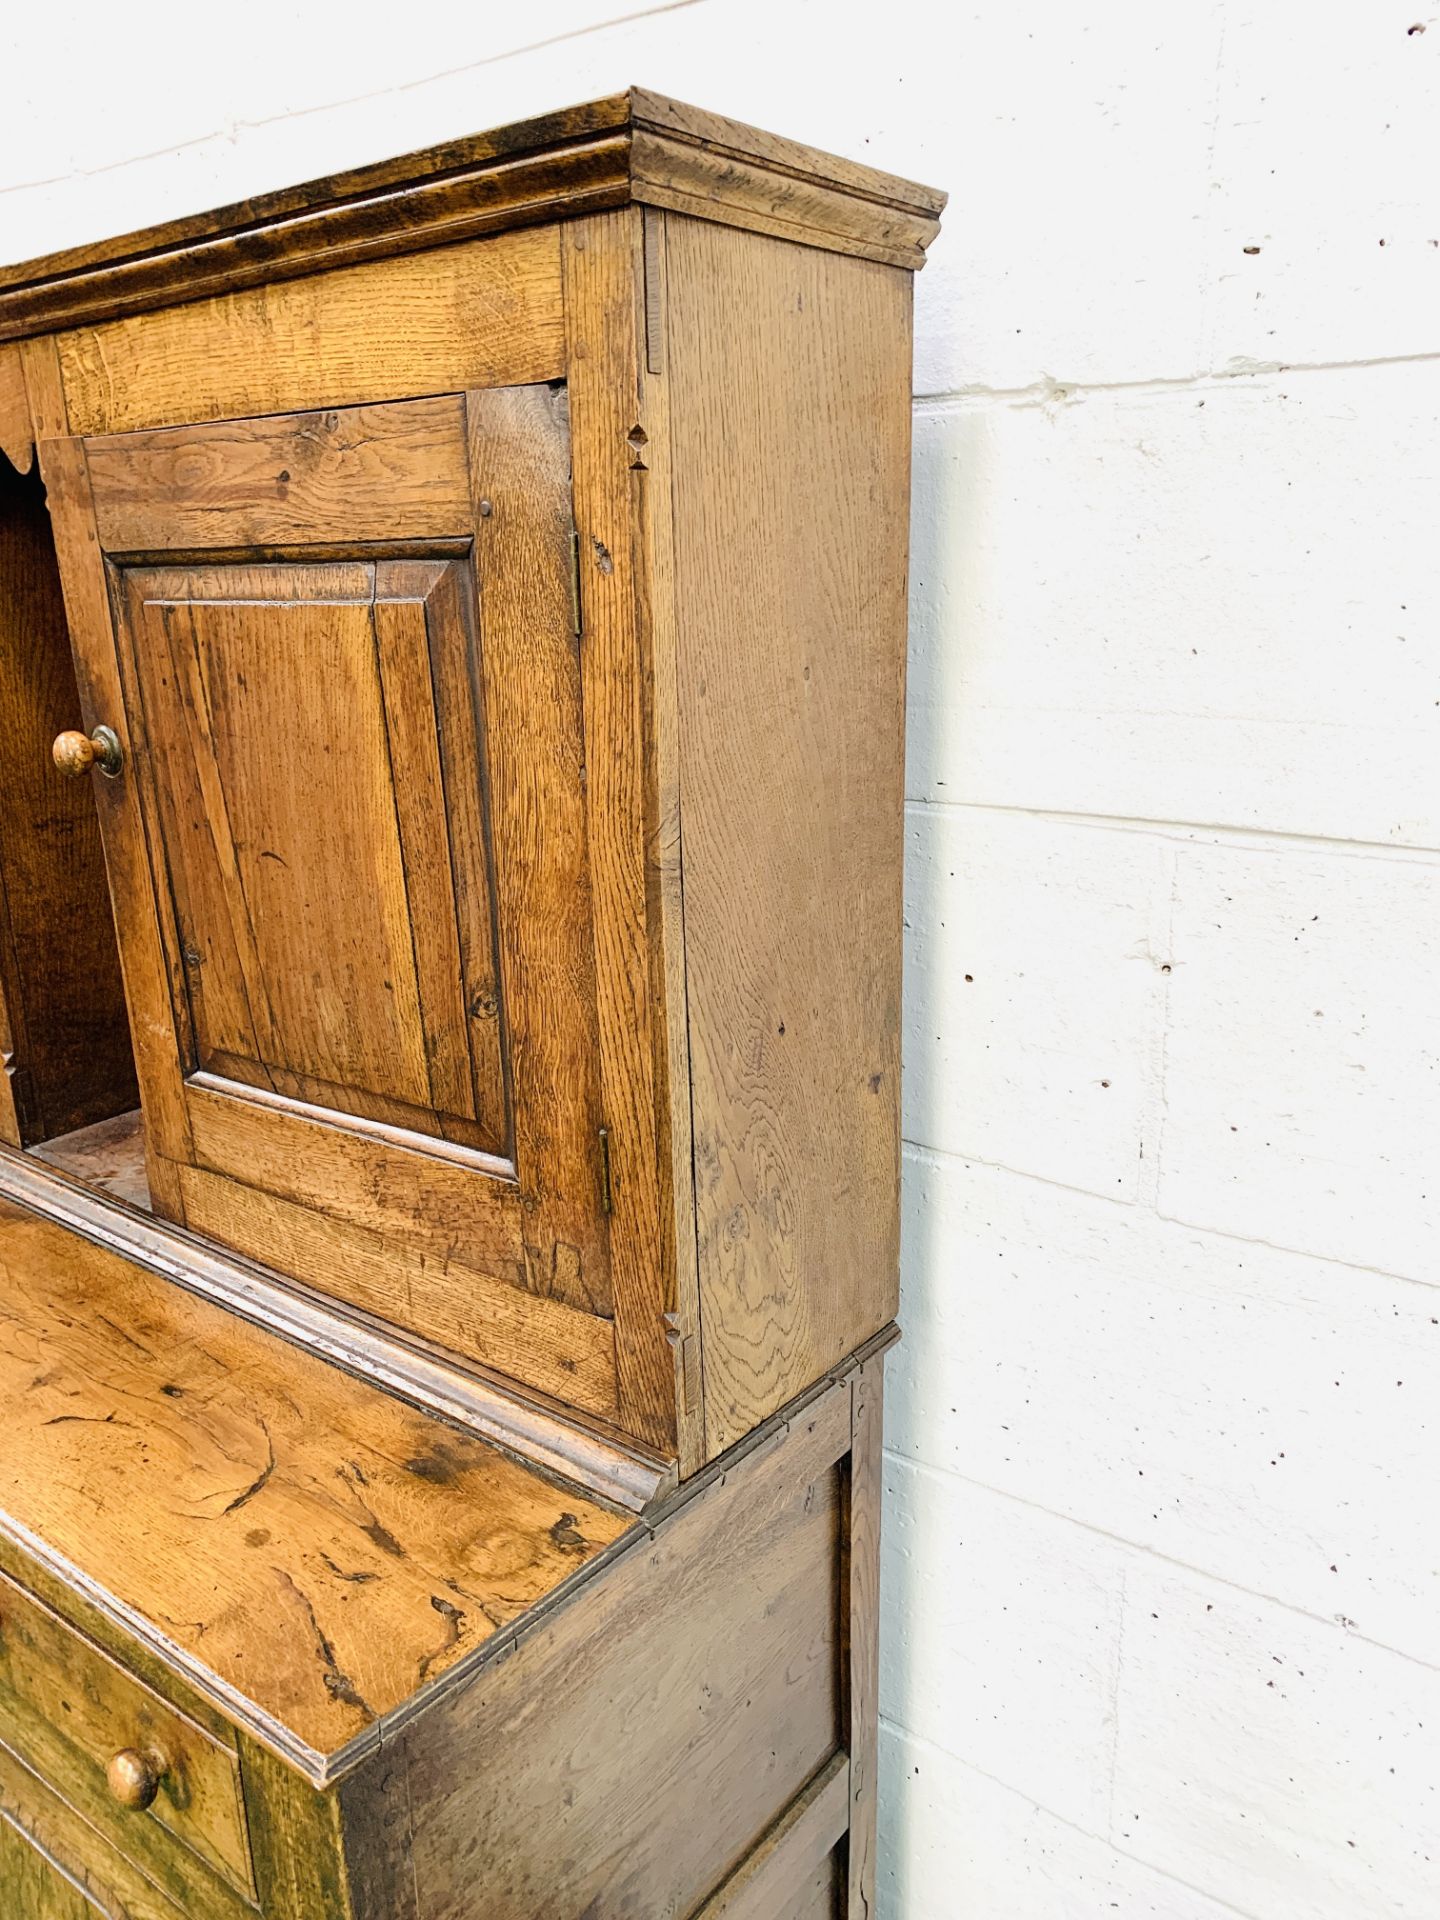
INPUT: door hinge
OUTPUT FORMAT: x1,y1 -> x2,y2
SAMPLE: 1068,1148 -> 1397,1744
570,526 -> 583,636
598,1125 -> 613,1215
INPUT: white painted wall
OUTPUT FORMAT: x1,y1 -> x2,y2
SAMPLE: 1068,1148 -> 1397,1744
4,3 -> 1436,1913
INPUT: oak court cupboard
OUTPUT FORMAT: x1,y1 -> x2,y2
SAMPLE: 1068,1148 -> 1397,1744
0,88 -> 943,1919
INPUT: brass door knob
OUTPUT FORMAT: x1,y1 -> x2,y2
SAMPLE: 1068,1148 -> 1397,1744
53,726 -> 123,779
105,1747 -> 162,1811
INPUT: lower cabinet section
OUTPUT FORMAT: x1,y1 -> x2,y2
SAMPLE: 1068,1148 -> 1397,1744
322,1355 -> 883,1920
0,1308 -> 885,1918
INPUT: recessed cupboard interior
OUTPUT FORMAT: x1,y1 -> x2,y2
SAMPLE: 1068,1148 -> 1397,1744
0,88 -> 942,1919
0,452 -> 141,1193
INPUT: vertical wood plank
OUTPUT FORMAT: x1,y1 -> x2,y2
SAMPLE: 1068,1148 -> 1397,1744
243,1737 -> 357,1920
464,380 -> 614,1317
20,339 -> 191,1216
563,211 -> 693,1458
845,1359 -> 884,1919
662,221 -> 914,1456
0,342 -> 33,473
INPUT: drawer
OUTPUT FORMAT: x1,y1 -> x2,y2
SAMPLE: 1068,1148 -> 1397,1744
0,1569 -> 254,1905
0,1736 -> 188,1919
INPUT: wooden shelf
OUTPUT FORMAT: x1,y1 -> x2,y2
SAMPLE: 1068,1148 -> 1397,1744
30,1108 -> 149,1211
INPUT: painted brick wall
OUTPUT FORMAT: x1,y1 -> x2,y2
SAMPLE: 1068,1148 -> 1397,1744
3,4 -> 1435,1913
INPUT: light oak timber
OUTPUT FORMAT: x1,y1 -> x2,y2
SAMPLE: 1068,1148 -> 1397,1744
88,399 -> 473,549
844,1358 -> 885,1919
0,91 -> 943,345
628,206 -> 712,1471
57,225 -> 565,438
0,1181 -> 892,1911
173,1162 -> 620,1421
113,557 -> 506,1157
562,209 -> 691,1462
0,1744 -> 195,1920
360,1358 -> 862,1918
31,1108 -> 150,1210
782,1855 -> 846,1920
0,1193 -> 632,1776
0,94 -> 932,1916
0,1142 -> 671,1515
23,339 -> 194,1220
461,382 -> 615,1320
55,387 -> 630,1410
0,342 -> 32,471
0,1812 -> 97,1920
662,220 -> 913,1457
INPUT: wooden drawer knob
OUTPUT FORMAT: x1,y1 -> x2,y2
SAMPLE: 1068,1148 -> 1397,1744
53,726 -> 123,779
106,1747 -> 162,1811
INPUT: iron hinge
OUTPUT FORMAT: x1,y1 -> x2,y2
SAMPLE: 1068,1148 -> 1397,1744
598,1125 -> 613,1215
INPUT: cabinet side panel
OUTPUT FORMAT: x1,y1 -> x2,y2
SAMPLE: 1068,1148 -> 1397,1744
664,221 -> 912,1455
395,1390 -> 849,1920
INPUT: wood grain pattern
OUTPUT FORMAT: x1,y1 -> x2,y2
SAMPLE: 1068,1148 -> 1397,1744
88,400 -> 472,550
390,1377 -> 850,1919
563,211 -> 686,1459
0,1195 -> 631,1771
31,1108 -> 150,1209
0,1742 -> 192,1920
118,558 -> 504,1154
630,131 -> 933,269
631,208 -> 710,1474
626,90 -> 944,219
240,1738 -> 355,1920
0,92 -> 942,343
462,383 -> 613,1318
844,1362 -> 883,1920
57,226 -> 565,437
0,342 -> 32,472
0,1567 -> 253,1899
0,1145 -> 667,1515
173,1161 -> 620,1420
0,457 -> 137,1147
42,387 -> 632,1410
692,1755 -> 849,1920
663,219 -> 913,1457
0,121 -> 932,1916
0,1812 -> 99,1920
780,1854 -> 843,1920
185,1087 -> 516,1274
26,342 -> 193,1217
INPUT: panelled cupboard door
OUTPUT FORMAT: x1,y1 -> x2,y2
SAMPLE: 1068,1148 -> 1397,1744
45,389 -> 626,1423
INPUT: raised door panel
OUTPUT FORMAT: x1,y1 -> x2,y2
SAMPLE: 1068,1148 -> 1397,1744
119,558 -> 506,1153
43,390 -> 622,1420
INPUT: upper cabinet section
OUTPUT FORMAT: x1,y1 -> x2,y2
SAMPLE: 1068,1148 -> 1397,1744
0,94 -> 942,1477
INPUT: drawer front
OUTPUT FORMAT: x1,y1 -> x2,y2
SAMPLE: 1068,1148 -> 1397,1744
0,1570 -> 254,1903
0,1806 -> 100,1919
0,1737 -> 192,1919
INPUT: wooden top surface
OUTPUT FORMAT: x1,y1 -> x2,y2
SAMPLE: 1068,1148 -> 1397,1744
0,1194 -> 633,1780
0,89 -> 945,343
